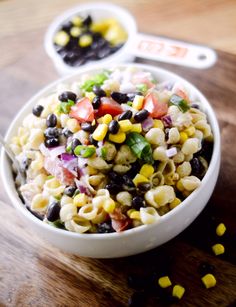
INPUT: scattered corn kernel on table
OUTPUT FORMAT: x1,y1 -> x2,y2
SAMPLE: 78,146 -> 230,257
1,0 -> 236,306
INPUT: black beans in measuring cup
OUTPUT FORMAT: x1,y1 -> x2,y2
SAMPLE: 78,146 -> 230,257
32,105 -> 44,117
118,110 -> 133,121
92,96 -> 102,109
64,186 -> 76,197
92,85 -> 106,97
134,110 -> 149,122
108,120 -> 120,134
58,91 -> 77,102
111,92 -> 129,104
46,114 -> 57,127
46,201 -> 61,222
97,221 -> 115,233
44,138 -> 59,148
44,127 -> 59,139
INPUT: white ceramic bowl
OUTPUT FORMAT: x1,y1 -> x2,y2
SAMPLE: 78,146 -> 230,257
45,3 -> 137,75
1,64 -> 220,258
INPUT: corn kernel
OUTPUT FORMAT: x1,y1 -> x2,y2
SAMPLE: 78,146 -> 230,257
153,119 -> 164,130
119,120 -> 133,132
140,164 -> 154,178
70,26 -> 82,37
216,223 -> 226,236
169,198 -> 181,210
103,198 -> 116,213
130,211 -> 141,220
66,118 -> 80,133
185,126 -> 196,136
212,243 -> 225,256
133,174 -> 149,186
85,92 -> 96,102
127,209 -> 135,217
179,132 -> 188,144
132,95 -> 144,110
158,276 -> 172,288
102,114 -> 113,124
54,31 -> 69,46
176,180 -> 184,192
93,124 -> 108,141
131,123 -> 142,133
71,16 -> 82,27
79,34 -> 93,47
109,131 -> 126,143
73,193 -> 87,207
201,274 -> 216,289
172,285 -> 185,299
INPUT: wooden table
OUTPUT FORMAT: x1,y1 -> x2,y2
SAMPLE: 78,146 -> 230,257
1,1 -> 236,306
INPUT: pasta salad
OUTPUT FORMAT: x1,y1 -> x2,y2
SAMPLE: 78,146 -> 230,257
10,66 -> 213,234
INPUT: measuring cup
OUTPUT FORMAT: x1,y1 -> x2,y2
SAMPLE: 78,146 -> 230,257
44,2 -> 217,76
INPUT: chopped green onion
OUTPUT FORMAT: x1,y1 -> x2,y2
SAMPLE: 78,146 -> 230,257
58,99 -> 75,114
101,147 -> 107,159
46,175 -> 54,180
81,71 -> 110,92
127,101 -> 133,107
136,83 -> 148,94
126,132 -> 154,165
74,145 -> 95,158
49,219 -> 65,229
169,94 -> 190,113
66,143 -> 72,153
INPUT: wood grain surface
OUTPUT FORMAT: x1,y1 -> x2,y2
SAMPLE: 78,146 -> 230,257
1,1 -> 236,306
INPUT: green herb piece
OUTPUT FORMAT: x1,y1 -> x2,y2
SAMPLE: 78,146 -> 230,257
126,132 -> 154,165
101,147 -> 107,159
66,143 -> 72,153
50,219 -> 65,229
58,99 -> 75,114
136,83 -> 148,94
74,145 -> 95,158
46,175 -> 54,180
169,94 -> 190,113
127,101 -> 133,107
81,71 -> 110,92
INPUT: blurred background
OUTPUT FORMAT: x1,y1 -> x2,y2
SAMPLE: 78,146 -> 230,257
0,0 -> 235,131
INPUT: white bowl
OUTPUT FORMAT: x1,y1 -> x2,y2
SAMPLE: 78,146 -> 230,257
1,64 -> 220,258
44,3 -> 137,75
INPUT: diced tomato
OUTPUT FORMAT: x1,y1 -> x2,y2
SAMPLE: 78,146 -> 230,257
69,97 -> 94,122
110,208 -> 130,232
96,97 -> 123,117
143,92 -> 168,118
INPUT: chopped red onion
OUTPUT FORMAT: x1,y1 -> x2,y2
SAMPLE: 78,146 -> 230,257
162,115 -> 172,127
142,117 -> 154,132
61,153 -> 75,161
75,178 -> 91,195
48,146 -> 66,159
61,157 -> 78,176
166,147 -> 177,158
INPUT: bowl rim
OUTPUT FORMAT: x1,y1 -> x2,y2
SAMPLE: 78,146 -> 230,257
1,63 -> 221,240
44,2 -> 137,74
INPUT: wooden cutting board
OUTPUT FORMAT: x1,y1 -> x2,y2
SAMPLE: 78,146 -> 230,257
0,47 -> 236,307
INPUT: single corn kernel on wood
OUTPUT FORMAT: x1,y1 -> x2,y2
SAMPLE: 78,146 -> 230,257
103,199 -> 115,213
212,243 -> 225,256
131,123 -> 142,133
109,131 -> 126,143
172,285 -> 185,299
169,197 -> 181,210
93,124 -> 108,141
140,164 -> 154,178
102,114 -> 113,124
54,31 -> 70,46
179,131 -> 188,144
73,193 -> 87,207
158,276 -> 172,288
129,211 -> 141,220
133,174 -> 149,186
79,34 -> 93,47
201,274 -> 216,289
132,95 -> 144,110
216,223 -> 226,236
153,119 -> 164,130
119,120 -> 133,132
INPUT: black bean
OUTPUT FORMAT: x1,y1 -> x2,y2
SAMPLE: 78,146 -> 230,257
132,196 -> 145,210
89,134 -> 98,146
97,47 -> 111,59
71,138 -> 81,152
61,21 -> 73,33
137,182 -> 151,192
32,105 -> 44,117
191,103 -> 200,109
83,15 -> 92,27
93,85 -> 106,97
197,140 -> 213,163
44,138 -> 59,148
105,183 -> 120,195
58,91 -> 77,102
198,262 -> 215,276
44,127 -> 59,139
46,114 -> 57,127
62,128 -> 73,138
46,201 -> 61,222
108,120 -> 120,134
111,92 -> 129,104
128,291 -> 147,307
97,221 -> 115,233
118,110 -> 133,121
81,122 -> 96,132
21,157 -> 31,171
126,163 -> 140,178
92,96 -> 101,109
64,186 -> 76,197
134,110 -> 149,122
122,175 -> 135,191
108,171 -> 123,184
